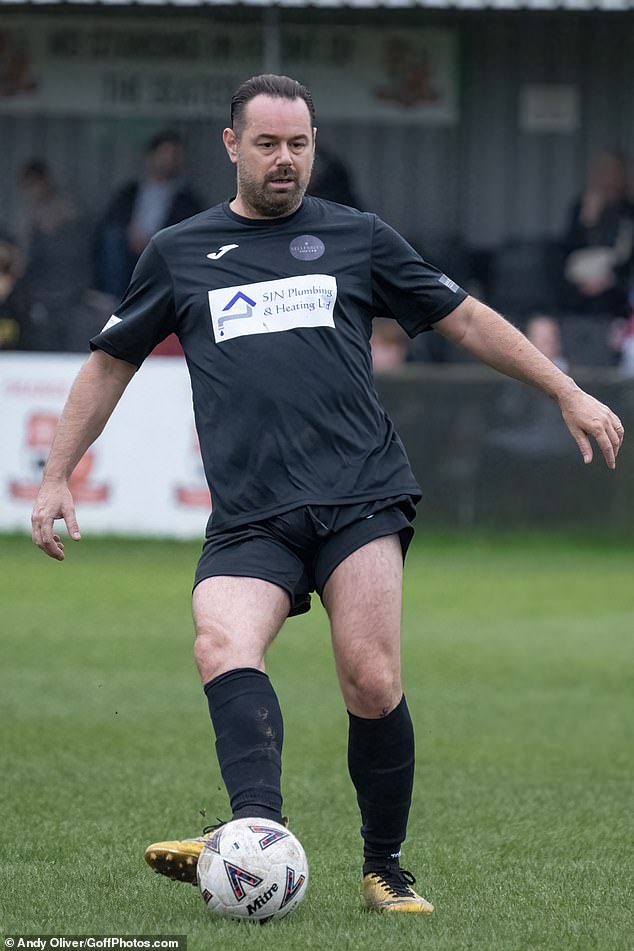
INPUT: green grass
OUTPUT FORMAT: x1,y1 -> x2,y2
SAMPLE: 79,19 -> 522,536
1,532 -> 632,950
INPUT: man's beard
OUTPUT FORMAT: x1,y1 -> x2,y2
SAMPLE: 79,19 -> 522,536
236,162 -> 311,218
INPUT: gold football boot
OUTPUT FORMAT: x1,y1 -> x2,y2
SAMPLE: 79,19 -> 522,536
362,867 -> 434,914
144,825 -> 221,885
144,817 -> 289,886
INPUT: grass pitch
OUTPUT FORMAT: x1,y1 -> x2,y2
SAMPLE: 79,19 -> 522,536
1,532 -> 632,951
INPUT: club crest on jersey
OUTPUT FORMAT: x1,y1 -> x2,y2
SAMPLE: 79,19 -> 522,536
223,860 -> 263,902
208,274 -> 337,343
248,824 -> 290,850
289,234 -> 325,261
279,865 -> 306,908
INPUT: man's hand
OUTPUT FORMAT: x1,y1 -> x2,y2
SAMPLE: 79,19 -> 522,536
28,350 -> 135,562
558,386 -> 625,469
31,479 -> 81,561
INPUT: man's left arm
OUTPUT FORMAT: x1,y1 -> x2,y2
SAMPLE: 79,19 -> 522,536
434,296 -> 625,469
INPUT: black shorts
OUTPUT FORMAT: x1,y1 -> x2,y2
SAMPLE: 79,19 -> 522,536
194,496 -> 416,617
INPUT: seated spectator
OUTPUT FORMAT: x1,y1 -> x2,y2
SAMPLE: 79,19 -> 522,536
371,318 -> 409,371
18,159 -> 93,351
525,313 -> 568,372
0,230 -> 30,349
475,314 -> 580,526
95,131 -> 204,299
307,145 -> 362,209
562,148 -> 634,318
487,314 -> 573,456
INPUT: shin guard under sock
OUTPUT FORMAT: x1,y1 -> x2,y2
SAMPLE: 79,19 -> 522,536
347,695 -> 415,867
204,667 -> 284,823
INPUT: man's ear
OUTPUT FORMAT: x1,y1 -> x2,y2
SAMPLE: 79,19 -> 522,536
223,128 -> 238,164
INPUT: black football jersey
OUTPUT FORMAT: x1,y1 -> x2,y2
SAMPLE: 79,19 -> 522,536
90,197 -> 467,532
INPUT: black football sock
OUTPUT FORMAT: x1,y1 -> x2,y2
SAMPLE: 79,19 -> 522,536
347,695 -> 415,872
204,667 -> 284,823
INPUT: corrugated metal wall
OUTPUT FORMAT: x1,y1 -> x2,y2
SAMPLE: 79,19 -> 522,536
1,9 -> 633,252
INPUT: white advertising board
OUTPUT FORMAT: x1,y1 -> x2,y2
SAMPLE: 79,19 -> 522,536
0,16 -> 458,123
0,353 -> 211,539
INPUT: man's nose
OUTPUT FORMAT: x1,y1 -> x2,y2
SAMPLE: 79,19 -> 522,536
275,144 -> 293,165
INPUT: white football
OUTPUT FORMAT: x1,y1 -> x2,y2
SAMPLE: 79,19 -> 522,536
197,817 -> 309,922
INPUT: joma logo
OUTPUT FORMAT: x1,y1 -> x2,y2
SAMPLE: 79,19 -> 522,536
247,882 -> 278,916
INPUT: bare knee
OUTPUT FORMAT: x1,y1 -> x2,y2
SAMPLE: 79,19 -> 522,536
340,666 -> 402,718
191,576 -> 288,683
193,626 -> 250,684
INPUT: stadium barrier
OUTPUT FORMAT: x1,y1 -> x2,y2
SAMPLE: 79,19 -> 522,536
1,354 -> 632,537
376,365 -> 633,533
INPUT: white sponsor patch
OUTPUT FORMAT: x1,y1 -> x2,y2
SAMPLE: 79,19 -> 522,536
101,315 -> 122,332
208,275 -> 337,344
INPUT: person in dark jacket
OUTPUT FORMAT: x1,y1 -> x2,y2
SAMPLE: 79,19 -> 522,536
96,131 -> 204,299
307,144 -> 362,209
562,148 -> 634,317
18,160 -> 93,351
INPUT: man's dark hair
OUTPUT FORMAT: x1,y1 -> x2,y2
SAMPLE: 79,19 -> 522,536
146,130 -> 183,153
231,74 -> 315,132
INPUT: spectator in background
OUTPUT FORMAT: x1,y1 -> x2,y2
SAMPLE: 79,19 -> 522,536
476,313 -> 578,523
562,148 -> 634,318
0,230 -> 30,349
18,160 -> 93,351
307,145 -> 361,208
371,317 -> 409,371
96,131 -> 204,299
524,314 -> 568,373
487,314 -> 573,457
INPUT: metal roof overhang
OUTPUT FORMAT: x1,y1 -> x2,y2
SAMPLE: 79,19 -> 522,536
1,0 -> 634,10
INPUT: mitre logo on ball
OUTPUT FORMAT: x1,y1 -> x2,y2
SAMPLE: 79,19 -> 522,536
197,818 -> 308,922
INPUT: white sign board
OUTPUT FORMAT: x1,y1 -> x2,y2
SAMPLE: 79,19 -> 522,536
0,16 -> 459,123
0,353 -> 211,539
519,84 -> 580,133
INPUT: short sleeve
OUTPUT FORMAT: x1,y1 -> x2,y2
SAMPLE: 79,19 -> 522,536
370,216 -> 467,337
90,239 -> 177,367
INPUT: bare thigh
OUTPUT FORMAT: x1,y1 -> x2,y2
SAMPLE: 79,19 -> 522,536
322,534 -> 404,718
192,576 -> 290,683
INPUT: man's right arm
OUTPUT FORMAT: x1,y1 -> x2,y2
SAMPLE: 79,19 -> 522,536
31,350 -> 136,561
